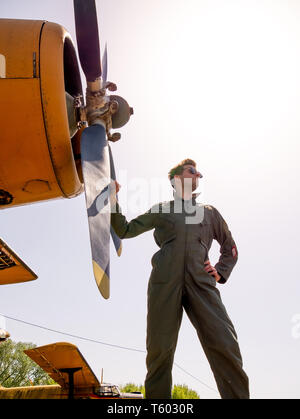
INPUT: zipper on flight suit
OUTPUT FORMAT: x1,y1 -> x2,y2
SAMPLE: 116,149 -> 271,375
199,238 -> 209,256
183,208 -> 189,283
198,238 -> 209,269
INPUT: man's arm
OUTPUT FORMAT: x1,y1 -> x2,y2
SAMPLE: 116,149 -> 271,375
211,207 -> 238,284
110,182 -> 156,239
111,202 -> 156,239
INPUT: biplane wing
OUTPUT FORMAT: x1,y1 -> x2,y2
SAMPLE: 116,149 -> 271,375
0,238 -> 38,285
24,342 -> 100,392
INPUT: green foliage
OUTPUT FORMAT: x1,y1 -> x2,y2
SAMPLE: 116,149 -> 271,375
119,382 -> 145,397
172,384 -> 200,399
0,339 -> 55,388
119,383 -> 200,399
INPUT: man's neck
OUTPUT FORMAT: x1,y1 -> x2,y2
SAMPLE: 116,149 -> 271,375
173,189 -> 198,201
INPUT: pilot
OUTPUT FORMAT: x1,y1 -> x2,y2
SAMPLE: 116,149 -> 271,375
110,158 -> 249,399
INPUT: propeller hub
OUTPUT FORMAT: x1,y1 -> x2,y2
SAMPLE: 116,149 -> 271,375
84,79 -> 110,126
73,1 -> 133,135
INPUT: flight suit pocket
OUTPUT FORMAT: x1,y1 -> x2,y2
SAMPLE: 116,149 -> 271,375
198,220 -> 212,244
161,234 -> 176,247
151,250 -> 162,268
197,238 -> 216,286
198,238 -> 209,263
154,216 -> 176,249
150,234 -> 176,283
151,234 -> 176,268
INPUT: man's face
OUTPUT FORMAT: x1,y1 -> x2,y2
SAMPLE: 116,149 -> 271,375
175,165 -> 203,192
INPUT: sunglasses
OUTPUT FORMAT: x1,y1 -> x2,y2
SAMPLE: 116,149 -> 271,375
185,167 -> 198,175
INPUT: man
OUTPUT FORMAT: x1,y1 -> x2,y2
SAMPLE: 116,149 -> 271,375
111,159 -> 249,399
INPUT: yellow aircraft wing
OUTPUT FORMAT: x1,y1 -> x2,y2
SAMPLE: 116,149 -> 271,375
0,238 -> 38,285
24,342 -> 100,391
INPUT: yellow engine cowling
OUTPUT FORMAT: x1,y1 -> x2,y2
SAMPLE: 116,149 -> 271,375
0,19 -> 84,209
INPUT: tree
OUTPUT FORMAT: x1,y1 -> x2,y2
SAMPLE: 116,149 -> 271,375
172,384 -> 200,399
119,383 -> 200,399
120,382 -> 145,397
0,339 -> 55,388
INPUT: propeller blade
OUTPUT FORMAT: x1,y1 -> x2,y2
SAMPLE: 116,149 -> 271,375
110,226 -> 122,257
109,145 -> 122,256
102,43 -> 108,84
73,0 -> 102,81
80,124 -> 111,299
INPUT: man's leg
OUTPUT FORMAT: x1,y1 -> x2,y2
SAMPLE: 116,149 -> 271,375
183,273 -> 249,399
145,281 -> 183,399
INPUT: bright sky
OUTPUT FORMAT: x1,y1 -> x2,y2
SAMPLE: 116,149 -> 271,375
1,0 -> 300,399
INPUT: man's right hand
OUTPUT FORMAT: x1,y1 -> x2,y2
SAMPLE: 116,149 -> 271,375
115,181 -> 121,194
109,180 -> 120,206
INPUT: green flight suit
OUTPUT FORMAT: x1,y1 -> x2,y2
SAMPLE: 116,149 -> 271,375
111,196 -> 249,399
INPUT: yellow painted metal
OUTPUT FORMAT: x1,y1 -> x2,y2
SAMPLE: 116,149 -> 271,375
0,341 -> 143,399
93,260 -> 110,300
0,78 -> 64,205
0,238 -> 37,285
0,19 -> 42,78
25,342 -> 100,390
0,385 -> 63,400
39,22 -> 83,199
0,19 -> 83,209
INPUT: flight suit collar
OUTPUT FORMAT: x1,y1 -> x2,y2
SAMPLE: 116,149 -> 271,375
173,190 -> 200,202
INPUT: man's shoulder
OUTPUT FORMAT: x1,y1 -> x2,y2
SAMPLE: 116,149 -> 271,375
201,204 -> 220,222
203,204 -> 227,224
149,200 -> 173,213
203,204 -> 215,211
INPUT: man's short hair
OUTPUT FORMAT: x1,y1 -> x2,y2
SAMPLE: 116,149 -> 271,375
168,158 -> 196,181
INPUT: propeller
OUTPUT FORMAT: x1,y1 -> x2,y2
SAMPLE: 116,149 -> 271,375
109,144 -> 122,257
80,124 -> 111,299
102,43 -> 108,85
73,0 -> 132,299
104,45 -> 122,257
74,0 -> 101,83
